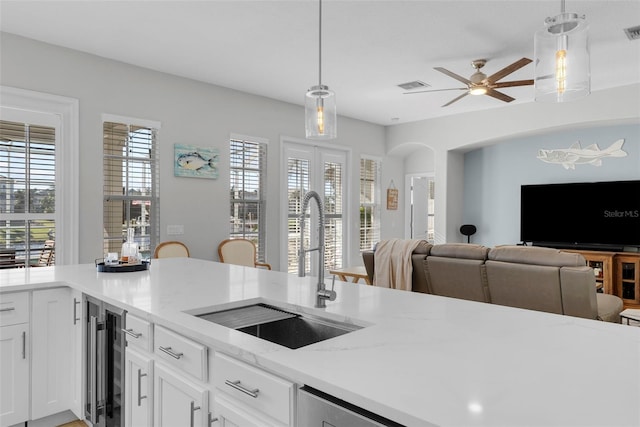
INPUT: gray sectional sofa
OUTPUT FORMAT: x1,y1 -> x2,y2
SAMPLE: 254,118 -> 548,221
362,242 -> 623,323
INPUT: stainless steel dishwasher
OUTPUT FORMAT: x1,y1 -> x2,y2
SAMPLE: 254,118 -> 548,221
297,386 -> 405,427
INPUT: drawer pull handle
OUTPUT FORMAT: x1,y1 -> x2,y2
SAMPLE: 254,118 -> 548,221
224,379 -> 259,398
159,346 -> 183,359
122,328 -> 142,339
0,307 -> 16,312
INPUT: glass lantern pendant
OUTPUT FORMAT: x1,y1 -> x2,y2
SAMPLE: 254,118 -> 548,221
534,8 -> 590,102
305,85 -> 336,139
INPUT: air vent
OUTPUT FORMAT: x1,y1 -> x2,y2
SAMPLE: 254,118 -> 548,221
624,25 -> 640,41
398,80 -> 430,91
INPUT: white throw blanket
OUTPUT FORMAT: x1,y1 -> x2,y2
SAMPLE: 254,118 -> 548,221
373,238 -> 425,291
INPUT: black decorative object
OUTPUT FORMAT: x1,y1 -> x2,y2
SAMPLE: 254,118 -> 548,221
460,224 -> 477,243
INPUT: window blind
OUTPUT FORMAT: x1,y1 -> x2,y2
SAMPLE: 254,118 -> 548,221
103,121 -> 159,260
359,158 -> 380,251
229,138 -> 267,262
0,120 -> 56,268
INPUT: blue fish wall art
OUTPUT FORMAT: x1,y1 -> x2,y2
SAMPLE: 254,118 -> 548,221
174,143 -> 219,179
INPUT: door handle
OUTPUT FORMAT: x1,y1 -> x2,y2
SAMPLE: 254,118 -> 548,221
73,298 -> 80,325
190,401 -> 201,427
89,315 -> 98,425
22,331 -> 26,359
137,368 -> 147,406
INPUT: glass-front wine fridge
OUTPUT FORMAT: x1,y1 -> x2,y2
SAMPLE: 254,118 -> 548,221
85,295 -> 126,427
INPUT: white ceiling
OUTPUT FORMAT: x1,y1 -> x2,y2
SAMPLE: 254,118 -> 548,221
1,0 -> 639,126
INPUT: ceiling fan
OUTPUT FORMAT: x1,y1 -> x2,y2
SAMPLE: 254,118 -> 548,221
405,57 -> 533,107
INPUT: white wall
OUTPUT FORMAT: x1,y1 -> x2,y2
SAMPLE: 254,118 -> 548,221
387,83 -> 640,243
0,33 -> 389,268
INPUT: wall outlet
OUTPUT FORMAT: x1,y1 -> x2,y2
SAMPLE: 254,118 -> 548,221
167,225 -> 184,235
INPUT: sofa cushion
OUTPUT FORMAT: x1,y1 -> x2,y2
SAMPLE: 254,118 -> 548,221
485,261 -> 564,315
425,257 -> 489,302
430,243 -> 489,260
559,266 -> 598,319
425,243 -> 490,302
489,245 -> 586,267
596,294 -> 623,323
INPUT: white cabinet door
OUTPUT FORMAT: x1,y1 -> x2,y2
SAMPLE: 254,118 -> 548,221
215,394 -> 265,427
125,348 -> 153,427
31,287 -> 72,419
0,323 -> 29,427
154,363 -> 208,427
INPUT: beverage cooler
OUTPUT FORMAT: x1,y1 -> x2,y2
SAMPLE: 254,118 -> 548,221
84,295 -> 126,427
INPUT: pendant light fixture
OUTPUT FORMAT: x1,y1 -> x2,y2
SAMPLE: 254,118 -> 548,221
534,0 -> 590,102
305,0 -> 337,140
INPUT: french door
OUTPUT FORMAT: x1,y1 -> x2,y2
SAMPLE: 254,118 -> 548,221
282,141 -> 348,276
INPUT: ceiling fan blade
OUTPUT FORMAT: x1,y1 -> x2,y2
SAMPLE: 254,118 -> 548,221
404,88 -> 467,95
434,67 -> 472,85
485,87 -> 515,103
486,58 -> 532,83
493,79 -> 534,88
442,92 -> 469,107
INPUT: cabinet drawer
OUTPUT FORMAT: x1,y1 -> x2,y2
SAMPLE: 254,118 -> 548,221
154,325 -> 207,382
0,292 -> 29,326
124,313 -> 153,353
214,353 -> 294,426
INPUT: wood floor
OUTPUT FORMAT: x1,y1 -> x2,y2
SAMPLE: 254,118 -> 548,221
57,421 -> 87,427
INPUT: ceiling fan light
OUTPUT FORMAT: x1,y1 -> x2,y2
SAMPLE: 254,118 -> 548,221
534,10 -> 590,102
469,86 -> 487,96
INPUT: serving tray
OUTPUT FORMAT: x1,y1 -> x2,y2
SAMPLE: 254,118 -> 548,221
95,259 -> 150,273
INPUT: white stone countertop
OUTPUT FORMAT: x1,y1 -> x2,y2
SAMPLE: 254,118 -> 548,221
1,258 -> 639,426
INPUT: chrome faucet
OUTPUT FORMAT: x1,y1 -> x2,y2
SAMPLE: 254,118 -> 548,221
298,190 -> 336,308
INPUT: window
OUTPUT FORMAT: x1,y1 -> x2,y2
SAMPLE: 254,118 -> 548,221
0,120 -> 56,268
103,118 -> 160,260
359,157 -> 380,251
229,136 -> 267,261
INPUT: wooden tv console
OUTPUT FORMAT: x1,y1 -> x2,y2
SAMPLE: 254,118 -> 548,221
564,250 -> 640,308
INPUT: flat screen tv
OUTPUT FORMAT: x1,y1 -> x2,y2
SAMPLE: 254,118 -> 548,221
520,180 -> 640,251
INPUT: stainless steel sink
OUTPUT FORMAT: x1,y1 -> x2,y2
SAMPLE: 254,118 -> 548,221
194,303 -> 363,349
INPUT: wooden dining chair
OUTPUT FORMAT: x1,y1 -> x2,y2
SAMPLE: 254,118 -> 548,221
217,238 -> 271,270
153,241 -> 190,258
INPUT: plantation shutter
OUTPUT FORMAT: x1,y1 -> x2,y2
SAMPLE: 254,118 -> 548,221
0,120 -> 56,267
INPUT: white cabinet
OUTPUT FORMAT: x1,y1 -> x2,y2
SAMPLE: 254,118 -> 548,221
31,287 -> 73,419
125,348 -> 153,427
1,288 -> 77,427
154,363 -> 208,427
0,324 -> 29,426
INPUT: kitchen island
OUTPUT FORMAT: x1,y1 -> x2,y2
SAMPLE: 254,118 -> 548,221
1,257 -> 639,426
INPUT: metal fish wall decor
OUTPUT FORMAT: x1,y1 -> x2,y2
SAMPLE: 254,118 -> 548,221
537,139 -> 627,170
